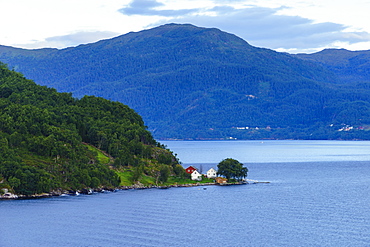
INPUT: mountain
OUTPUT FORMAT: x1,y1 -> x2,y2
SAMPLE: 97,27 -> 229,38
0,63 -> 181,196
295,49 -> 370,84
1,23 -> 370,140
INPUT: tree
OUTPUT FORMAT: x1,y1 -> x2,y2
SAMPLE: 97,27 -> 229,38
217,158 -> 248,181
158,165 -> 170,183
173,164 -> 186,179
132,163 -> 144,182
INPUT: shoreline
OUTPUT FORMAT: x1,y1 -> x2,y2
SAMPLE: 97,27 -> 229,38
0,180 -> 269,200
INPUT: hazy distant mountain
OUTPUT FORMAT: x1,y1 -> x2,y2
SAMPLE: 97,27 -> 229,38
1,24 -> 370,140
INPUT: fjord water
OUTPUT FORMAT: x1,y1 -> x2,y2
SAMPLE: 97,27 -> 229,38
2,141 -> 370,247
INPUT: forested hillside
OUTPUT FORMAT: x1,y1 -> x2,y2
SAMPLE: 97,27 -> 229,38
0,63 -> 180,196
295,49 -> 370,84
1,24 -> 370,139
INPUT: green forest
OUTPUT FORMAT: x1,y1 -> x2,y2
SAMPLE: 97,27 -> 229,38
0,63 -> 182,196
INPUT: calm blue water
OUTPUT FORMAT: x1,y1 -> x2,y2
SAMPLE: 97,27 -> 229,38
161,140 -> 370,164
1,140 -> 370,247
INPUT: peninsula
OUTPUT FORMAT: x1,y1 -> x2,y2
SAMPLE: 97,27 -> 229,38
0,63 -> 186,198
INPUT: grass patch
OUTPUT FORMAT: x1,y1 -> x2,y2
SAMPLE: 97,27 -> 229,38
165,176 -> 215,186
85,144 -> 110,164
139,175 -> 156,186
116,170 -> 216,187
116,170 -> 133,186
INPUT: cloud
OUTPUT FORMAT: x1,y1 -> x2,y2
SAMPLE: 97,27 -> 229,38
142,5 -> 370,53
120,0 -> 200,17
17,31 -> 120,49
15,2 -> 370,53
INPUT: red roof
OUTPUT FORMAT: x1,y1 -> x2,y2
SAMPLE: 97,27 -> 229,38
185,166 -> 197,174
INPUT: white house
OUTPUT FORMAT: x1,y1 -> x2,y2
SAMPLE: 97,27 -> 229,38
207,168 -> 217,178
191,170 -> 202,181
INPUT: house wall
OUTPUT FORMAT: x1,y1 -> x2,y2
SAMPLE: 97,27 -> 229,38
207,168 -> 217,178
191,170 -> 202,181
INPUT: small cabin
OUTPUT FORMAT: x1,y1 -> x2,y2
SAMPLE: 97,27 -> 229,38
191,170 -> 202,181
185,166 -> 197,174
206,168 -> 217,178
215,177 -> 227,184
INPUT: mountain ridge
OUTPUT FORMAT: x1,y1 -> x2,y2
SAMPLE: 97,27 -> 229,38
1,23 -> 370,140
295,48 -> 370,84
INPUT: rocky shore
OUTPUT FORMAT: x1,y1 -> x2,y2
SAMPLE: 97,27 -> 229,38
1,180 -> 269,200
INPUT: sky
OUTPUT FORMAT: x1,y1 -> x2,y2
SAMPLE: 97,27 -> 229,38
1,0 -> 370,53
